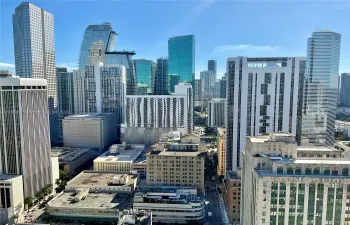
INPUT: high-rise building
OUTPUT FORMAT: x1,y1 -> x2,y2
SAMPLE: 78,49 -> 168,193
217,128 -> 226,176
215,77 -> 227,98
302,31 -> 341,146
208,59 -> 217,76
124,83 -> 193,145
339,73 -> 350,107
225,57 -> 306,171
208,99 -> 225,127
168,35 -> 195,85
200,70 -> 216,99
169,74 -> 180,93
153,57 -> 168,95
194,79 -> 203,109
0,77 -> 52,197
241,133 -> 350,225
78,23 -> 116,70
56,67 -> 75,145
13,2 -> 58,145
133,59 -> 155,94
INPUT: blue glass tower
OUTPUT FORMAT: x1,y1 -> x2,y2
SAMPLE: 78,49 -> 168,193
168,35 -> 195,85
78,23 -> 116,69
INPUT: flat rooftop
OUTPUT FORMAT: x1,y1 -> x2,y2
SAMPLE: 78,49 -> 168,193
48,191 -> 130,209
95,148 -> 143,163
297,146 -> 341,152
249,133 -> 295,143
150,150 -> 206,157
68,171 -> 138,187
64,113 -> 114,119
0,77 -> 47,86
51,147 -> 95,163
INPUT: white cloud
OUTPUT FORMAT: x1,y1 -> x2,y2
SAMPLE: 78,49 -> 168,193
214,44 -> 280,53
0,62 -> 15,68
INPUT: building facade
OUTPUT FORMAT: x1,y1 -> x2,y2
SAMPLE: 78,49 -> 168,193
153,57 -> 168,95
208,59 -> 217,76
0,78 -> 52,197
222,171 -> 241,225
62,113 -> 117,151
208,98 -> 225,127
133,59 -> 155,95
217,128 -> 226,176
340,73 -> 350,107
225,57 -> 306,171
215,77 -> 227,98
168,35 -> 195,86
302,31 -> 341,145
200,70 -> 216,99
169,74 -> 180,93
241,133 -> 350,225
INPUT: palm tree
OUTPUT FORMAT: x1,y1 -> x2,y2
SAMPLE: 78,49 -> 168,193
35,191 -> 44,202
24,196 -> 34,209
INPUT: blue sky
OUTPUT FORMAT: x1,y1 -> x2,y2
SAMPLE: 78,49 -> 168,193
0,0 -> 349,78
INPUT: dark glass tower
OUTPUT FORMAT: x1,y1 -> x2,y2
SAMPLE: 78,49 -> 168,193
154,58 -> 168,95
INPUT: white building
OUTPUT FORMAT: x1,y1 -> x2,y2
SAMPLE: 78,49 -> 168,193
225,57 -> 306,171
200,70 -> 215,99
207,98 -> 225,127
133,186 -> 205,224
0,77 -> 52,197
123,83 -> 193,146
242,133 -> 350,225
0,175 -> 24,225
62,113 -> 117,151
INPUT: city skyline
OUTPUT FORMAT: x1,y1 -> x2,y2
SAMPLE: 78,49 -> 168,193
1,0 -> 350,78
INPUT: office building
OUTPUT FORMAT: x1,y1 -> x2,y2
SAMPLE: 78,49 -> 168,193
225,57 -> 306,171
200,70 -> 216,99
93,144 -> 145,174
340,73 -> 350,107
208,98 -> 225,127
73,63 -> 126,141
124,84 -> 193,146
302,31 -> 341,145
133,59 -> 155,94
217,128 -> 226,176
133,186 -> 205,224
153,57 -> 168,95
222,171 -> 241,225
62,113 -> 117,151
78,23 -> 116,69
0,70 -> 12,77
168,35 -> 195,85
146,145 -> 206,194
194,79 -> 203,109
0,77 -> 52,197
208,59 -> 217,76
51,147 -> 97,174
13,2 -> 58,144
241,133 -> 350,225
46,171 -> 138,223
215,77 -> 227,98
0,175 -> 24,225
169,74 -> 180,93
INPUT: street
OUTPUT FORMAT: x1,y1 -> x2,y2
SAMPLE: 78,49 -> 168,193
205,180 -> 230,225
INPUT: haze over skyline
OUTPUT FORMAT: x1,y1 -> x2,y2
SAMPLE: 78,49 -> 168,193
1,0 -> 349,78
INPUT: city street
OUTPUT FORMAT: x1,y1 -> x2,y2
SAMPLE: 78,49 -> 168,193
205,180 -> 230,225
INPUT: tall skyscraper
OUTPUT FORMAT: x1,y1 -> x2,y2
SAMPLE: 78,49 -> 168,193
339,73 -> 350,107
225,57 -> 306,171
78,23 -> 116,70
169,74 -> 180,93
194,79 -> 203,110
13,2 -> 58,145
215,77 -> 227,98
208,59 -> 217,76
208,99 -> 225,127
153,57 -> 168,95
0,77 -> 52,197
200,70 -> 215,99
168,35 -> 195,85
301,31 -> 341,146
133,59 -> 156,94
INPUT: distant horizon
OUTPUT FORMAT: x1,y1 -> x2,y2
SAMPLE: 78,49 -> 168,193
1,0 -> 349,78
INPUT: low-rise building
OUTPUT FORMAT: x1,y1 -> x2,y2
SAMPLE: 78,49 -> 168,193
0,175 -> 24,225
146,146 -> 206,194
222,171 -> 241,225
241,132 -> 350,225
51,147 -> 97,174
46,171 -> 138,223
217,127 -> 226,176
133,186 -> 205,224
297,145 -> 343,158
118,209 -> 152,225
93,144 -> 144,174
62,113 -> 117,151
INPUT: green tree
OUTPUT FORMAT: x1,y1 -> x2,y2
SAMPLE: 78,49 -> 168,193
24,196 -> 34,206
59,170 -> 68,181
35,191 -> 44,202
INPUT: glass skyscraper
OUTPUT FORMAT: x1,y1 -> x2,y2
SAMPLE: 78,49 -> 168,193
301,31 -> 341,146
134,59 -> 156,94
208,59 -> 217,76
169,74 -> 180,93
78,23 -> 116,69
153,57 -> 168,95
168,35 -> 195,85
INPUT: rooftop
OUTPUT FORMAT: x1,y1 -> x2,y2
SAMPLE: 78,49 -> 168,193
297,146 -> 342,152
227,171 -> 240,180
0,77 -> 47,86
0,174 -> 22,181
94,148 -> 143,163
51,147 -> 96,163
149,150 -> 206,157
249,132 -> 295,143
68,171 -> 138,187
118,210 -> 152,225
64,113 -> 114,119
48,191 -> 130,210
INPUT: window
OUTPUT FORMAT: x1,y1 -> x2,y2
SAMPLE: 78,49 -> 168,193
324,168 -> 330,175
305,168 -> 312,175
287,167 -> 293,175
313,168 -> 320,175
295,167 -> 302,175
277,167 -> 284,174
342,168 -> 349,176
